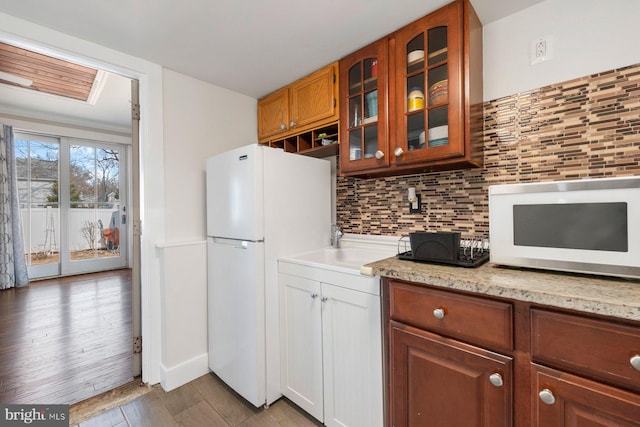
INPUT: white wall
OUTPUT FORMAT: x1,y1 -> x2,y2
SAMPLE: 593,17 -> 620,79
483,0 -> 640,101
157,240 -> 209,391
159,69 -> 256,389
162,69 -> 257,241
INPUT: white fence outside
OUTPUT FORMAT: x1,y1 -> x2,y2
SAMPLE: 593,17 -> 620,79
22,207 -> 120,255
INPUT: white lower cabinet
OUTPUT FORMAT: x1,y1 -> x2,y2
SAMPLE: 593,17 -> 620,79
279,270 -> 383,427
279,273 -> 324,420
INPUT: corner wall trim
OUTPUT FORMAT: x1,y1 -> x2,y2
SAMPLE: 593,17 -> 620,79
159,353 -> 209,392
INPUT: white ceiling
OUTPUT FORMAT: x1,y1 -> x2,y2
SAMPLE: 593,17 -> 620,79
0,0 -> 545,131
0,71 -> 133,133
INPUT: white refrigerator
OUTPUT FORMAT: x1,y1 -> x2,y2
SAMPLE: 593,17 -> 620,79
206,144 -> 331,407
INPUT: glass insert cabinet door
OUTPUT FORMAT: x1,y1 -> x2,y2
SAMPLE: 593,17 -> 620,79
394,2 -> 464,165
340,39 -> 388,173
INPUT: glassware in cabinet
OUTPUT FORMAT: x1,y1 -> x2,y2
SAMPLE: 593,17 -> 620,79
400,25 -> 452,159
391,0 -> 472,169
339,38 -> 388,173
339,0 -> 481,177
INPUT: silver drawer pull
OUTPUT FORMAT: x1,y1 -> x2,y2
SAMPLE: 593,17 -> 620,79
630,354 -> 640,371
539,389 -> 556,405
489,373 -> 503,387
433,308 -> 445,320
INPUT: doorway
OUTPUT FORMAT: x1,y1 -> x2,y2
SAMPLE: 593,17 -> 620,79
15,132 -> 128,279
0,41 -> 144,409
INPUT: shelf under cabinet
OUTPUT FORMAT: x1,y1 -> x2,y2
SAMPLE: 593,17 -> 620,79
300,144 -> 339,158
260,121 -> 339,159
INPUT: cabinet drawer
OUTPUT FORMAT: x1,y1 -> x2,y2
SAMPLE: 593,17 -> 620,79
388,280 -> 513,351
531,309 -> 640,393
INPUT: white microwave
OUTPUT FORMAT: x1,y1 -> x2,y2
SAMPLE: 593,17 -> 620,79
489,176 -> 640,279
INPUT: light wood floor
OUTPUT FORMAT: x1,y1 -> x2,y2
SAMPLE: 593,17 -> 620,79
73,373 -> 322,427
0,269 -> 133,405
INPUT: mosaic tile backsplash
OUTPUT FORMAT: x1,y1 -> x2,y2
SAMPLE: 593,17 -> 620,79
336,63 -> 640,239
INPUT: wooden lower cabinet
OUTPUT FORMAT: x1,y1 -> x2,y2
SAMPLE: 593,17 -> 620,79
532,364 -> 640,426
531,308 -> 640,393
389,320 -> 512,426
531,308 -> 640,426
384,278 -> 640,427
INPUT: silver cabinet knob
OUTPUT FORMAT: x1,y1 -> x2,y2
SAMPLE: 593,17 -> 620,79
394,147 -> 404,157
539,389 -> 556,405
280,123 -> 287,130
310,292 -> 318,299
489,373 -> 503,387
630,355 -> 640,371
433,308 -> 445,320
321,296 -> 328,303
374,150 -> 384,160
290,120 -> 296,127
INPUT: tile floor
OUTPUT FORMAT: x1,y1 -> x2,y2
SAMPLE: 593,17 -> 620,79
73,373 -> 322,427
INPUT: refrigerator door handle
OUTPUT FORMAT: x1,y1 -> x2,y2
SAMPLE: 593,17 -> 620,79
210,237 -> 264,248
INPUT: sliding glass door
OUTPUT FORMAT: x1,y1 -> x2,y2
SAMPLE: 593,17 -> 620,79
15,132 -> 127,279
15,134 -> 60,278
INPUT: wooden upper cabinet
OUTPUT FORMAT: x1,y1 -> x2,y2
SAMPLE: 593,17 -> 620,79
258,62 -> 338,142
338,0 -> 483,177
393,1 -> 465,166
339,38 -> 389,175
258,87 -> 289,139
290,63 -> 338,130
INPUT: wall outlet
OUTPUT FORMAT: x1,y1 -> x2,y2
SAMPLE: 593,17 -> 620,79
535,39 -> 546,57
409,194 -> 422,214
530,35 -> 553,65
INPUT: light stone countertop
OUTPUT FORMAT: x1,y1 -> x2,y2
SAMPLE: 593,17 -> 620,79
365,257 -> 640,322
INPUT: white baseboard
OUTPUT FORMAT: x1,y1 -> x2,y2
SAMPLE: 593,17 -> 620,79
160,353 -> 209,392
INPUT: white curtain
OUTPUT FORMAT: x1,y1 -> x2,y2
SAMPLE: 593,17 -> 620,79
0,124 -> 29,289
